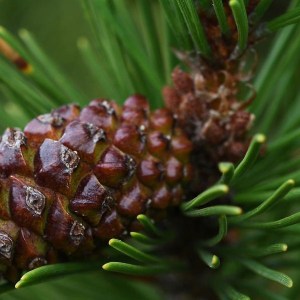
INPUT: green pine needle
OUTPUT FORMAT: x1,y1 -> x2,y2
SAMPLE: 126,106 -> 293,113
268,7 -> 300,31
231,179 -> 295,222
102,262 -> 174,276
137,214 -> 165,237
19,29 -> 84,103
159,0 -> 192,50
0,26 -> 30,62
221,284 -> 250,300
198,249 -> 220,269
240,259 -> 293,288
203,215 -> 228,247
15,262 -> 99,289
181,184 -> 229,211
247,243 -> 288,257
175,0 -> 211,57
229,0 -> 249,51
219,162 -> 235,184
185,205 -> 242,217
108,239 -> 161,264
213,0 -> 231,35
232,133 -> 266,182
130,232 -> 163,245
241,211 -> 300,230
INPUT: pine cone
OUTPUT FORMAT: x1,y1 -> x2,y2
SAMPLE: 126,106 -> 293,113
0,1 -> 258,284
0,94 -> 201,282
0,36 -> 255,288
163,66 -> 254,164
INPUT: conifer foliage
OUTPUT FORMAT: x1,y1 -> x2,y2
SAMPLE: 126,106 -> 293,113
1,0 -> 300,299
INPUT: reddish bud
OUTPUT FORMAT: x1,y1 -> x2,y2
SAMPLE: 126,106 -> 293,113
171,131 -> 193,162
24,113 -> 64,146
94,146 -> 136,188
0,128 -> 31,178
172,68 -> 194,93
45,195 -> 94,254
34,139 -> 89,197
201,119 -> 226,144
9,176 -> 54,235
121,95 -> 149,127
171,185 -> 184,206
80,100 -> 119,138
14,228 -> 48,270
147,131 -> 169,158
53,104 -> 80,126
165,156 -> 183,186
117,183 -> 150,217
163,87 -> 181,110
60,120 -> 107,164
123,94 -> 150,112
93,209 -> 124,240
70,174 -> 114,226
89,99 -> 121,116
137,156 -> 163,188
150,108 -> 174,134
231,111 -> 252,138
113,124 -> 146,157
151,184 -> 172,209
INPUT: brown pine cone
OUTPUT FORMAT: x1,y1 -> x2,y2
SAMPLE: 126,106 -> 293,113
0,44 -> 256,286
0,95 -> 199,283
0,2 -> 260,283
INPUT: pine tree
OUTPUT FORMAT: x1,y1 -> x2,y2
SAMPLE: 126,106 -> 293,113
1,0 -> 300,299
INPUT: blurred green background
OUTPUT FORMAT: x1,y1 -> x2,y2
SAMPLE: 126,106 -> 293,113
0,0 -> 101,100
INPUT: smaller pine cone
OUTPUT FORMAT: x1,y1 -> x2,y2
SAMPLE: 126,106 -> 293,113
163,66 -> 254,163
